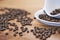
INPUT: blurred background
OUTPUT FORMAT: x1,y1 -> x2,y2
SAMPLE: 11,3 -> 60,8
0,0 -> 44,14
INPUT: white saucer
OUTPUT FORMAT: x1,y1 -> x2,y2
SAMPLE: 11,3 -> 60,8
34,9 -> 60,27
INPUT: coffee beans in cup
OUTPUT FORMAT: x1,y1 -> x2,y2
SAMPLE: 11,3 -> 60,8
50,9 -> 60,15
39,14 -> 60,22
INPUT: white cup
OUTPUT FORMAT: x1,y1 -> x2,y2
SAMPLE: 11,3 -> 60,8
44,0 -> 60,16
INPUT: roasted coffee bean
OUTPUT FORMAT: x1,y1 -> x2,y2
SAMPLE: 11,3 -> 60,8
13,29 -> 17,32
19,34 -> 23,36
34,27 -> 41,33
5,33 -> 9,35
34,17 -> 36,19
19,32 -> 23,34
16,17 -> 22,22
20,27 -> 24,29
32,30 -> 36,36
39,35 -> 43,39
13,34 -> 17,37
27,31 -> 29,33
6,27 -> 9,29
19,32 -> 23,36
15,32 -> 19,34
30,29 -> 33,32
21,27 -> 28,32
9,23 -> 16,26
35,34 -> 40,38
0,26 -> 6,31
42,36 -> 46,40
15,26 -> 18,31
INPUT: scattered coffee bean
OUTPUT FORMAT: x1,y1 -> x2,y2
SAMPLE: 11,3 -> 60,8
19,34 -> 23,37
30,29 -> 33,32
5,33 -> 9,35
0,25 -> 6,31
21,27 -> 28,32
15,32 -> 19,34
27,31 -> 29,33
19,32 -> 23,36
20,27 -> 24,29
15,26 -> 18,31
9,23 -> 16,26
13,29 -> 17,32
13,34 -> 17,37
34,17 -> 36,19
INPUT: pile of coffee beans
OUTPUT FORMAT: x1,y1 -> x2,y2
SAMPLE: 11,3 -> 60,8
17,17 -> 33,26
0,8 -> 33,37
39,14 -> 60,22
0,8 -> 60,40
0,8 -> 33,31
30,27 -> 58,40
50,9 -> 60,15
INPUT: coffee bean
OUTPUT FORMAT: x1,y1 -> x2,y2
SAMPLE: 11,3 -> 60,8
15,32 -> 19,34
13,34 -> 17,37
30,29 -> 33,32
34,17 -> 36,19
27,31 -> 29,33
0,25 -> 6,31
22,27 -> 28,32
13,29 -> 17,32
35,34 -> 40,38
15,26 -> 18,31
32,30 -> 36,36
19,34 -> 23,36
19,32 -> 23,34
20,27 -> 24,29
9,23 -> 16,26
19,32 -> 23,36
5,33 -> 9,35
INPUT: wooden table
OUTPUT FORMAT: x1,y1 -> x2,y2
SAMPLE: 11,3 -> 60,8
0,0 -> 60,40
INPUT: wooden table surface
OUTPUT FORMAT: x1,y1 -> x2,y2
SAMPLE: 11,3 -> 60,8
0,0 -> 60,40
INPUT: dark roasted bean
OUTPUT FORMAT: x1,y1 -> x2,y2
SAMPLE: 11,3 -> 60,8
34,17 -> 36,19
22,27 -> 28,32
5,33 -> 9,35
15,27 -> 18,31
15,32 -> 19,34
27,31 -> 29,33
19,32 -> 23,36
30,29 -> 33,32
13,29 -> 17,32
0,26 -> 6,31
13,34 -> 17,37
